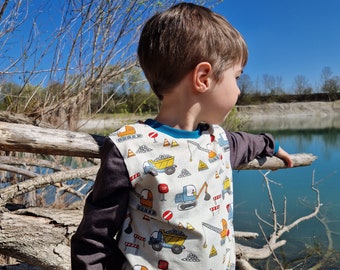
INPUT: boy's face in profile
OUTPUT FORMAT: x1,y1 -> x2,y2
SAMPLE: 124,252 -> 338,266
202,62 -> 243,124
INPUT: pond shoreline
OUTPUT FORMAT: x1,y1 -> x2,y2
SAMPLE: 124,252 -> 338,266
237,100 -> 340,131
78,100 -> 340,132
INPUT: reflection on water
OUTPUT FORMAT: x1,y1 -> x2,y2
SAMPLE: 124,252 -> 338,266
233,116 -> 340,268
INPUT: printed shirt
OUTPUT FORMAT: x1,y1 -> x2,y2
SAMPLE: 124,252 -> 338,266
70,119 -> 278,270
110,121 -> 236,270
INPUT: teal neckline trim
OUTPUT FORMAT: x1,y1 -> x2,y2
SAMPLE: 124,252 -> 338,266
273,142 -> 280,155
144,119 -> 201,139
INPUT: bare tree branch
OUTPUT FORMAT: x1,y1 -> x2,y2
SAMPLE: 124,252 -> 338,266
0,163 -> 38,178
258,223 -> 284,270
236,170 -> 322,267
0,0 -> 9,21
0,165 -> 98,206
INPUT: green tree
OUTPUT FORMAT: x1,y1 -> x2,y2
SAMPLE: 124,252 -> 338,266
0,82 -> 21,110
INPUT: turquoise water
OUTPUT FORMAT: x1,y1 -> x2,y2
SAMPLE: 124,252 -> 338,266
233,128 -> 340,268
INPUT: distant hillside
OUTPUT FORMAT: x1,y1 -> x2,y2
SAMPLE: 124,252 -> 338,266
236,100 -> 340,130
237,92 -> 340,105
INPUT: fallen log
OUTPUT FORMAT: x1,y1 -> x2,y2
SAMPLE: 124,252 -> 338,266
0,206 -> 287,270
0,122 -> 104,158
0,121 -> 317,169
0,207 -> 82,270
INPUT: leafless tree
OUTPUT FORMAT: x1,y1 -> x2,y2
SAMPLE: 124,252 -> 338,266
238,73 -> 253,94
262,74 -> 284,95
0,0 -> 221,130
293,75 -> 313,94
320,66 -> 333,83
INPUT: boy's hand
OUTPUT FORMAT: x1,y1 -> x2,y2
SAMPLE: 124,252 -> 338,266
276,147 -> 294,168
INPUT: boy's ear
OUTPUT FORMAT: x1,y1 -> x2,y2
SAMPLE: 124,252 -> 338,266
193,62 -> 212,93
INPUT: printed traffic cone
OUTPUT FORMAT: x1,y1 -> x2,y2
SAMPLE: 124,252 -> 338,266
171,140 -> 179,147
198,160 -> 208,171
127,149 -> 135,158
163,138 -> 170,147
187,223 -> 194,230
209,245 -> 217,257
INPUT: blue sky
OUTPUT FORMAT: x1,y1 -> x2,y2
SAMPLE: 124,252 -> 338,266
3,0 -> 340,92
213,0 -> 340,91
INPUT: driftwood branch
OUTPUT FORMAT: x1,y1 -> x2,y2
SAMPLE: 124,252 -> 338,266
0,121 -> 317,168
236,153 -> 317,170
0,155 -> 74,171
0,166 -> 99,207
235,170 -> 322,269
0,122 -> 104,158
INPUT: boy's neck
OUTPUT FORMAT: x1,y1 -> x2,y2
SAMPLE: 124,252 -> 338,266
155,86 -> 202,131
155,110 -> 199,131
154,70 -> 221,131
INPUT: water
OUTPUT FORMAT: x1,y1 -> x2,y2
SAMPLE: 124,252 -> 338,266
233,125 -> 340,268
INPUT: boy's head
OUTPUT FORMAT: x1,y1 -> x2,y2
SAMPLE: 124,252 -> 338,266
137,2 -> 248,99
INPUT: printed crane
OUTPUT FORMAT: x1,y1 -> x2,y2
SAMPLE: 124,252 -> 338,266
202,219 -> 229,247
187,140 -> 219,163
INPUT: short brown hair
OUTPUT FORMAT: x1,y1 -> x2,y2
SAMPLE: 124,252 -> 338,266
137,3 -> 248,99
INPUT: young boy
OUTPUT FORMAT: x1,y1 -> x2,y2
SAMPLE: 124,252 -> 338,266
71,3 -> 293,270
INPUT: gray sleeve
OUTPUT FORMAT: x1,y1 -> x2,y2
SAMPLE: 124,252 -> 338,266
225,131 -> 277,169
71,137 -> 131,269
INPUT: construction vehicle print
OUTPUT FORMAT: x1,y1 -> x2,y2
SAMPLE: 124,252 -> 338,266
187,140 -> 219,163
175,182 -> 211,211
133,265 -> 148,270
149,229 -> 187,254
117,125 -> 142,142
222,177 -> 232,199
136,189 -> 156,216
202,219 -> 229,247
143,154 -> 176,176
217,132 -> 230,151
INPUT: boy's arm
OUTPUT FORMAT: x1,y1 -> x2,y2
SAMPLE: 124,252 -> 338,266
225,131 -> 293,169
71,137 -> 131,269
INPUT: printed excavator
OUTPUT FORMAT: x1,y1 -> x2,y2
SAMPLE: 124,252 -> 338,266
175,182 -> 211,211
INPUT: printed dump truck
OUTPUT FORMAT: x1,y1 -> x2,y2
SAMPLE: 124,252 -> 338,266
222,177 -> 231,199
149,229 -> 187,254
143,154 -> 176,176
